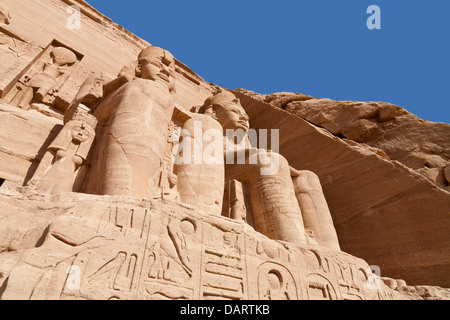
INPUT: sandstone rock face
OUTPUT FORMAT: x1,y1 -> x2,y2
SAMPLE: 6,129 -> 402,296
237,89 -> 450,190
233,91 -> 450,288
0,0 -> 448,300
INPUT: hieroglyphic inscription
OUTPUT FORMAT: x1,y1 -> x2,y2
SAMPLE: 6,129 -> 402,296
138,211 -> 202,300
257,262 -> 298,300
306,273 -> 338,300
244,235 -> 302,300
200,223 -> 246,300
302,249 -> 391,300
333,262 -> 363,300
60,204 -> 151,300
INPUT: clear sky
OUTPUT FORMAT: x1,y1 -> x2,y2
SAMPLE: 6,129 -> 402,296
86,0 -> 450,124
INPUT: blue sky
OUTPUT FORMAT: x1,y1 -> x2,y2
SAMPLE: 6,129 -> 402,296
86,0 -> 450,124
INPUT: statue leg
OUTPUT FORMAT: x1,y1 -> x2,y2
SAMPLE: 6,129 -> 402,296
173,117 -> 225,215
98,134 -> 133,196
17,87 -> 34,110
292,170 -> 340,251
246,151 -> 307,245
127,153 -> 161,199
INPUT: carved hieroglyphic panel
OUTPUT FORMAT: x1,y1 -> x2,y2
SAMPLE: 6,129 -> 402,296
3,202 -> 205,300
200,221 -> 247,300
1,198 -> 404,300
257,262 -> 298,300
301,248 -> 389,300
306,273 -> 338,300
60,204 -> 152,300
303,249 -> 353,300
138,210 -> 202,300
333,261 -> 364,300
0,30 -> 40,98
245,236 -> 303,300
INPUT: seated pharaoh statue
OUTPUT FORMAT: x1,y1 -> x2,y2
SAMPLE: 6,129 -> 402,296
85,46 -> 177,199
173,91 -> 340,251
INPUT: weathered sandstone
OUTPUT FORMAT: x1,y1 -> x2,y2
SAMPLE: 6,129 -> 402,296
0,0 -> 448,300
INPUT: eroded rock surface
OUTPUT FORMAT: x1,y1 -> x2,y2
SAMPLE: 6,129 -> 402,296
236,89 -> 450,190
0,0 -> 448,300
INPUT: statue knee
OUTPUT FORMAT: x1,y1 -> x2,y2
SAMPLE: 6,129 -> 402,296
246,149 -> 290,178
292,170 -> 323,193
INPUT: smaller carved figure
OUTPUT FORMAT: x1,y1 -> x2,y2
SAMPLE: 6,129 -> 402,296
27,108 -> 97,193
15,46 -> 77,110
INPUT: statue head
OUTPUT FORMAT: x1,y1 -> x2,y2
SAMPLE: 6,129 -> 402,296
203,91 -> 250,132
69,109 -> 97,145
71,123 -> 91,143
51,47 -> 77,67
136,46 -> 176,93
50,109 -> 97,160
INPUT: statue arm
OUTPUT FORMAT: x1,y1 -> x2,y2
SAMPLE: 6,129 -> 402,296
53,66 -> 73,92
117,61 -> 136,82
27,149 -> 56,186
22,59 -> 45,83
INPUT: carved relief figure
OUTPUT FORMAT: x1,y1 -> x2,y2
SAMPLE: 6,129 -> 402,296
27,108 -> 97,193
0,33 -> 20,59
158,121 -> 181,201
13,46 -> 78,110
63,72 -> 109,123
89,46 -> 176,199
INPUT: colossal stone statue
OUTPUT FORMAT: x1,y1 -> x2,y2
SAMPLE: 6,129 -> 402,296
173,107 -> 225,216
201,91 -> 307,244
27,108 -> 97,194
88,46 -> 176,199
179,91 -> 340,250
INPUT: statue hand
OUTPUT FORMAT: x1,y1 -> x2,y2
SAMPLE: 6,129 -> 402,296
21,75 -> 31,84
50,88 -> 59,96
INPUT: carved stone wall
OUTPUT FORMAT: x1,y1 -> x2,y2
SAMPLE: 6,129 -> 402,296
234,91 -> 450,288
0,0 -> 216,186
0,189 -> 407,300
0,0 -> 448,300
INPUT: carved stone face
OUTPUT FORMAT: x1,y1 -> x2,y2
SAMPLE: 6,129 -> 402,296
71,123 -> 90,143
137,46 -> 175,93
216,101 -> 250,132
51,47 -> 77,67
205,91 -> 250,132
